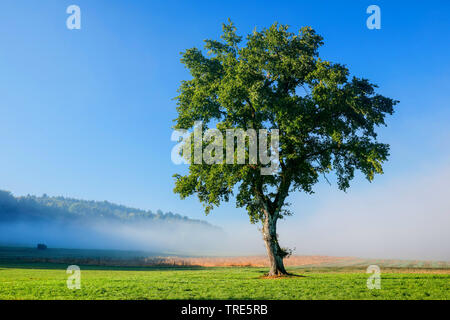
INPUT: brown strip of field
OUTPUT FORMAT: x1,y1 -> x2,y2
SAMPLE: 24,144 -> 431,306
3,253 -> 449,271
150,255 -> 355,267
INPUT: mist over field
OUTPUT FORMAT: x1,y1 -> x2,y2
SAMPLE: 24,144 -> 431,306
1,163 -> 449,261
212,162 -> 450,261
0,220 -> 229,255
278,162 -> 450,261
0,191 -> 263,256
0,191 -> 235,255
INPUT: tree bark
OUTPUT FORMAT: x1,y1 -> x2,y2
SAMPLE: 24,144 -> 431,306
262,212 -> 288,276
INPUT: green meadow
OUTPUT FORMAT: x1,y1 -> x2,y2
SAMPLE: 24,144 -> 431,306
0,262 -> 448,300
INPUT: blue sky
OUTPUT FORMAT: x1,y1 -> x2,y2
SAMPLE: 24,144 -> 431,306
0,0 -> 449,232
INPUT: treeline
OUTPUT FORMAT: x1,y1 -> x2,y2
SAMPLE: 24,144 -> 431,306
0,190 -> 213,227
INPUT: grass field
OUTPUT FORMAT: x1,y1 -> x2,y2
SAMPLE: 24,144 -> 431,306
1,262 -> 449,300
0,247 -> 448,300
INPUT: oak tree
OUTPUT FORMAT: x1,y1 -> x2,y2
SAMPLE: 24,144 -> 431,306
173,21 -> 397,276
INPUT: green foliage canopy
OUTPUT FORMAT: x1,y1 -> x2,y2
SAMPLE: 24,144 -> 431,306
174,21 -> 397,222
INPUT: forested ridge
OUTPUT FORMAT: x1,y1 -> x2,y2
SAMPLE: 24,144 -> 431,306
0,190 -> 213,227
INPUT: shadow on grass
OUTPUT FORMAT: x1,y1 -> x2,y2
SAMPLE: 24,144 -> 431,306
256,270 -> 307,279
0,260 -> 208,271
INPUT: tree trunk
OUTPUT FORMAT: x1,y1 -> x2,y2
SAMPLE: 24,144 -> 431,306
262,212 -> 288,276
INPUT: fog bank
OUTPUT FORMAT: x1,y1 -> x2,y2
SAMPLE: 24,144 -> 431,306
275,163 -> 450,260
1,164 -> 448,260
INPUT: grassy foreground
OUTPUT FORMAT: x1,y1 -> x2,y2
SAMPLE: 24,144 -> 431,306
0,262 -> 448,300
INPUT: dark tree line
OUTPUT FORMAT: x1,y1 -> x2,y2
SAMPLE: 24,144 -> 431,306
0,190 -> 213,228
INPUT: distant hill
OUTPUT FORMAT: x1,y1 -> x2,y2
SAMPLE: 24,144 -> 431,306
0,190 -> 214,228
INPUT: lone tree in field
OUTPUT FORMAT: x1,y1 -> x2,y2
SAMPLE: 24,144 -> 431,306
173,21 -> 397,276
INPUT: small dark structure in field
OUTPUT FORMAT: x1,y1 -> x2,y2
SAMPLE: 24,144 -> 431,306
37,244 -> 47,250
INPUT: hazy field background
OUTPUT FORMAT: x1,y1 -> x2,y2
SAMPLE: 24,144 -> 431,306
1,246 -> 449,268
